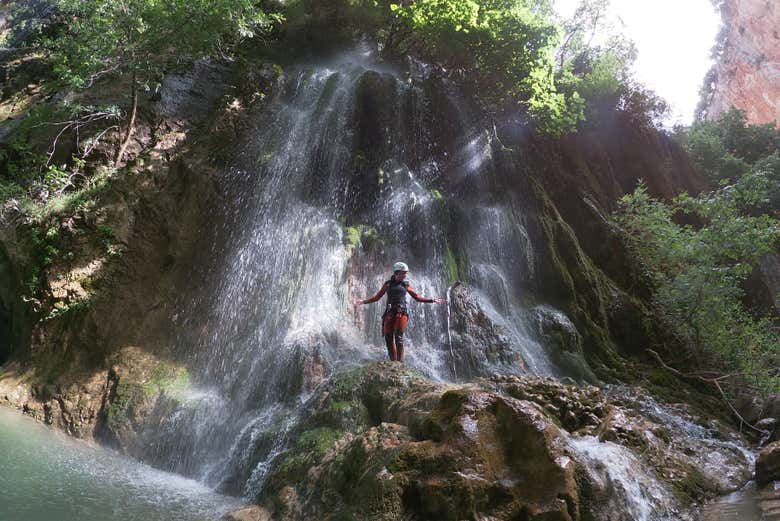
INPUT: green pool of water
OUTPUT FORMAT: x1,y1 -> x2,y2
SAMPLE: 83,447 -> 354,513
0,406 -> 240,521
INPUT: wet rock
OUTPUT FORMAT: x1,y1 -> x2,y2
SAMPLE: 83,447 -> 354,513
448,283 -> 520,377
348,70 -> 399,211
529,305 -> 597,383
757,417 -> 779,444
265,373 -> 580,521
756,441 -> 780,486
486,373 -> 606,434
530,305 -> 582,352
257,363 -> 759,521
220,505 -> 273,521
758,484 -> 780,519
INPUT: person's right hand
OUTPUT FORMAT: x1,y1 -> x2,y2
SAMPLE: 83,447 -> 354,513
352,298 -> 363,306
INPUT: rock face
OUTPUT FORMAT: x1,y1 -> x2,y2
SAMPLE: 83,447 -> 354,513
446,283 -> 520,376
221,506 -> 273,521
254,363 -> 752,521
704,0 -> 780,124
756,441 -> 780,485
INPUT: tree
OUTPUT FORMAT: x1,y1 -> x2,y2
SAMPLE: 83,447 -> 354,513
616,175 -> 780,393
553,0 -> 658,125
386,0 -> 585,134
556,0 -> 610,69
47,0 -> 280,165
677,108 -> 780,185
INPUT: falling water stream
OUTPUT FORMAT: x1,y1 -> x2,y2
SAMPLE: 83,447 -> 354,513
137,46 -> 560,498
445,281 -> 458,380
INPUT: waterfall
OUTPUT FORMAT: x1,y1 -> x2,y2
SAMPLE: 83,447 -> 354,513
143,46 -> 563,499
445,282 -> 457,380
568,436 -> 677,521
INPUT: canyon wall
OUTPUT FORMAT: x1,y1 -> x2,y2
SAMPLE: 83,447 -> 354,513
703,0 -> 780,124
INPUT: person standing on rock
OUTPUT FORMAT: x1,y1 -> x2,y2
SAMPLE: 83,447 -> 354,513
353,261 -> 446,362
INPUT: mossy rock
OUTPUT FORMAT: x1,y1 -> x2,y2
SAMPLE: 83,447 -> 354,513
105,380 -> 145,432
343,224 -> 382,257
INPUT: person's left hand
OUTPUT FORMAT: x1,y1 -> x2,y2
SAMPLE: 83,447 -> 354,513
434,298 -> 447,304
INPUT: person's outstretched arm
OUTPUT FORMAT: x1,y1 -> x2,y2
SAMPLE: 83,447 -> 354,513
408,286 -> 446,304
353,283 -> 388,305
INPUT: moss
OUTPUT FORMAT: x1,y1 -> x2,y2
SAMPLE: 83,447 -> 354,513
531,180 -> 632,377
456,250 -> 469,285
105,381 -> 145,431
444,245 -> 459,285
361,227 -> 381,252
670,465 -> 711,503
330,400 -> 352,414
144,362 -> 190,398
339,440 -> 370,489
647,368 -> 678,389
343,224 -> 382,257
345,226 -> 362,251
653,426 -> 673,444
274,427 -> 345,484
331,366 -> 367,401
421,389 -> 470,441
275,452 -> 310,481
298,427 -> 344,459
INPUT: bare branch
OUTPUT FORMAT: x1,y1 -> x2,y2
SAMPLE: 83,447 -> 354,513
85,63 -> 122,88
81,125 -> 119,158
647,349 -> 768,436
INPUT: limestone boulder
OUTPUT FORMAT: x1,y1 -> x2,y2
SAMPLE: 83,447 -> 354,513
221,505 -> 273,521
757,441 -> 780,486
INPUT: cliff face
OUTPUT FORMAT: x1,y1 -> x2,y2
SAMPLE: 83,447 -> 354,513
704,0 -> 780,124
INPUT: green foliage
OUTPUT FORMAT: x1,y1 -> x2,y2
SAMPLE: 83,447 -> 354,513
554,1 -> 665,125
0,2 -> 49,47
616,178 -> 780,392
44,299 -> 91,321
38,0 -> 282,167
388,0 -> 585,134
97,224 -> 124,258
676,108 -> 780,186
753,153 -> 780,209
46,0 -> 281,89
1,103 -> 119,207
2,105 -> 63,189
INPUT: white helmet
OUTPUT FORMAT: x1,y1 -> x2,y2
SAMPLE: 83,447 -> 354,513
392,261 -> 409,273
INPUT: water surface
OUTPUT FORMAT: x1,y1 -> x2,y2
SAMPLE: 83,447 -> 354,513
702,481 -> 778,521
0,406 -> 240,521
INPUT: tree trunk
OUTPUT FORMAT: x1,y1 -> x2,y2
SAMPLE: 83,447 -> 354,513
115,71 -> 138,167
